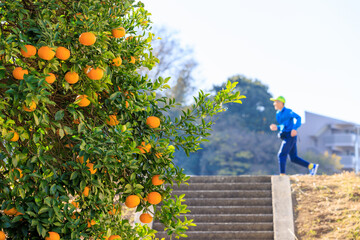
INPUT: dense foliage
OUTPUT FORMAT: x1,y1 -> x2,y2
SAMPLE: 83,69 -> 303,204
0,0 -> 244,239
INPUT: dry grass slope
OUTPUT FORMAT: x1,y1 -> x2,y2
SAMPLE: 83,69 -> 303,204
291,172 -> 360,240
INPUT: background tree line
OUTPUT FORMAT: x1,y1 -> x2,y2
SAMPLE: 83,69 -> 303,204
144,27 -> 342,176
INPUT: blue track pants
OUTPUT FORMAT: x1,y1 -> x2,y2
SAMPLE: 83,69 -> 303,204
278,132 -> 310,174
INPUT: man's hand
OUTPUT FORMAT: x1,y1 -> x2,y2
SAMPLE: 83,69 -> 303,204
270,124 -> 278,131
291,129 -> 297,137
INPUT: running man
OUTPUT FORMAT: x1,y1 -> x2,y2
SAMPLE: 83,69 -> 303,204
269,96 -> 319,176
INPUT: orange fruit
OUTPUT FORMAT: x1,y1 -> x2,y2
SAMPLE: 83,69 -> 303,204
108,204 -> 120,215
75,95 -> 90,107
87,67 -> 104,80
112,27 -> 126,38
137,142 -> 151,154
12,67 -> 28,80
83,65 -> 91,74
155,152 -> 163,158
45,232 -> 60,240
20,45 -> 37,58
112,57 -> 122,66
129,56 -> 135,64
73,118 -> 80,124
76,155 -> 84,164
4,207 -> 17,215
9,131 -> 19,142
140,213 -> 153,223
152,175 -> 165,186
23,100 -> 36,112
125,195 -> 140,208
125,101 -> 129,108
146,116 -> 160,128
70,201 -> 79,208
86,162 -> 97,174
45,73 -> 56,84
87,219 -> 96,227
106,115 -> 119,126
108,235 -> 121,240
13,168 -> 23,180
65,143 -> 73,148
79,32 -> 96,46
65,71 -> 79,84
147,192 -> 162,205
55,46 -> 70,60
38,46 -> 55,60
0,231 -> 5,240
83,186 -> 90,197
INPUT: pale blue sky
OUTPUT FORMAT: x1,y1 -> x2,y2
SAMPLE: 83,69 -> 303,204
141,0 -> 360,123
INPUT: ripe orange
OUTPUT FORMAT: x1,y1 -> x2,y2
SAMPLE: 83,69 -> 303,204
152,175 -> 165,186
20,45 -> 37,58
73,118 -> 80,124
83,65 -> 91,74
86,162 -> 97,174
13,168 -> 23,180
75,95 -> 90,107
79,32 -> 96,46
137,142 -> 151,154
112,27 -> 126,38
38,46 -> 55,60
108,235 -> 121,240
108,204 -> 120,215
83,186 -> 90,197
140,213 -> 153,223
106,115 -> 119,126
65,71 -> 79,84
146,116 -> 160,128
76,155 -> 84,164
45,232 -> 60,240
0,230 -> 5,240
70,201 -> 79,208
129,56 -> 135,64
125,101 -> 129,108
55,46 -> 70,60
45,73 -> 56,84
112,57 -> 122,66
4,207 -> 17,215
125,195 -> 140,208
9,131 -> 19,142
12,67 -> 28,80
155,152 -> 163,158
87,219 -> 96,227
23,100 -> 37,112
147,192 -> 162,205
87,67 -> 104,80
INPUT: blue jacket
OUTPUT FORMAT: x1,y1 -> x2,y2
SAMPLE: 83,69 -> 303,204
276,107 -> 301,132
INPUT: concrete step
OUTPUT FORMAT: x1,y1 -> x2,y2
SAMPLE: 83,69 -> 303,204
183,198 -> 272,206
173,182 -> 272,191
186,206 -> 273,214
187,175 -> 271,183
155,230 -> 274,239
179,214 -> 273,223
153,222 -> 273,232
172,190 -> 272,198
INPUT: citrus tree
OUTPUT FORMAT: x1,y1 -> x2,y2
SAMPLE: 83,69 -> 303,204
0,0 -> 245,239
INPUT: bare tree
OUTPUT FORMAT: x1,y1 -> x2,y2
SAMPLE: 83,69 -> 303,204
140,27 -> 197,104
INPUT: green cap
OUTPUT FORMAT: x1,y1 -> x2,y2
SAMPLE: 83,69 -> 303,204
270,96 -> 285,104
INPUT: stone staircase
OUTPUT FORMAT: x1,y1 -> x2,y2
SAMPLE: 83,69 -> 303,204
154,176 -> 274,239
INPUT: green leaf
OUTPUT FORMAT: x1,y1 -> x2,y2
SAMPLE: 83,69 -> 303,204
55,110 -> 64,120
70,171 -> 78,180
38,207 -> 50,215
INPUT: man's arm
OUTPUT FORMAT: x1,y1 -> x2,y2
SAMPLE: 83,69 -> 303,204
290,111 -> 301,130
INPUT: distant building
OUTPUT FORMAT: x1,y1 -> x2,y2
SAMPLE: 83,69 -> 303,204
298,111 -> 360,170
